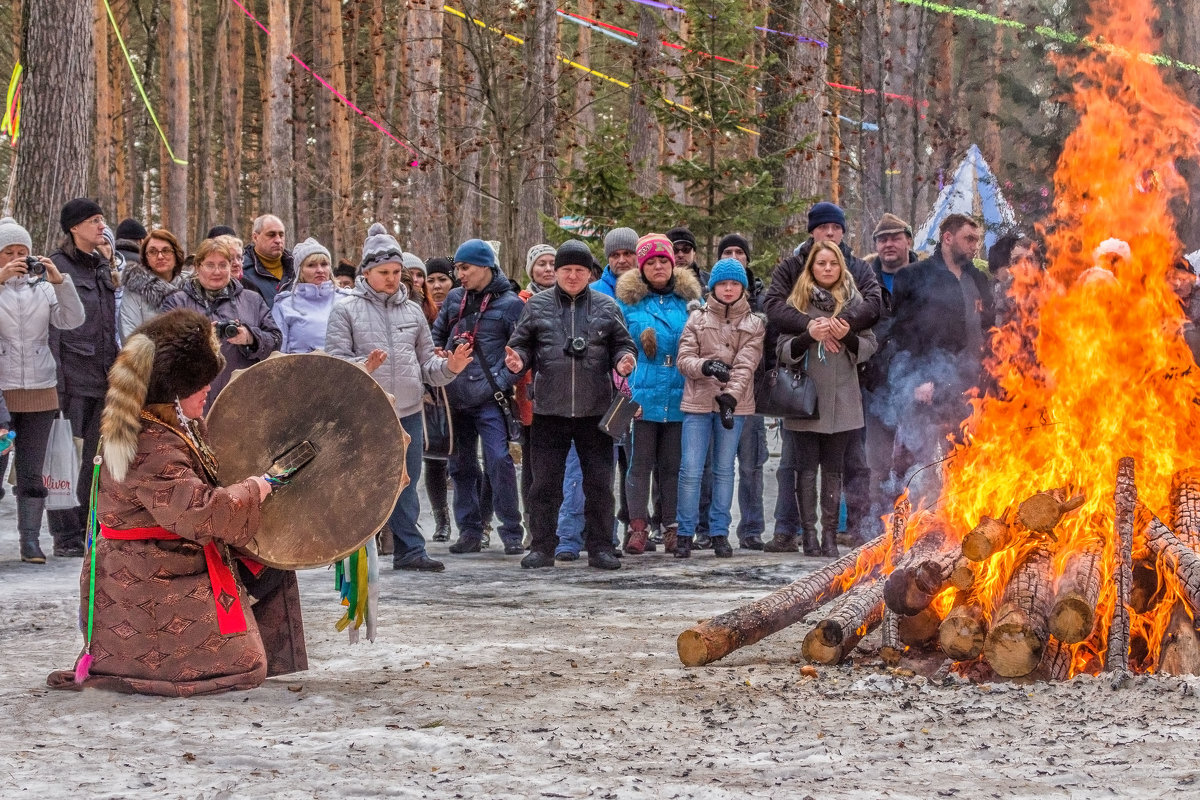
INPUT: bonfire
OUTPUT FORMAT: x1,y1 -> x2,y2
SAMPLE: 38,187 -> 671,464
678,0 -> 1200,681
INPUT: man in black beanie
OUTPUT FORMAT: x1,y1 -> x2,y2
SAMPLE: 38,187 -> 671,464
667,227 -> 709,290
115,218 -> 148,267
48,198 -> 119,557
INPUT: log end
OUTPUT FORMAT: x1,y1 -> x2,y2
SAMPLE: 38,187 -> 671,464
884,567 -> 936,616
949,564 -> 976,591
937,610 -> 986,661
1018,493 -> 1064,534
815,619 -> 845,648
1049,595 -> 1094,645
802,628 -> 845,665
983,621 -> 1045,678
677,629 -> 712,667
879,644 -> 904,666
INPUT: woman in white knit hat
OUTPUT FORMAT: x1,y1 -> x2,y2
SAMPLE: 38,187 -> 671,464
271,236 -> 349,353
0,216 -> 85,563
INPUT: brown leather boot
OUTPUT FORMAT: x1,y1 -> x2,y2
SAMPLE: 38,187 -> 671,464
662,524 -> 678,554
763,532 -> 799,553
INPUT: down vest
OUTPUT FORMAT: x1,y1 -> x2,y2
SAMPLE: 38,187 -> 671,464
678,294 -> 765,416
507,285 -> 636,418
324,276 -> 456,417
0,275 -> 85,390
615,268 -> 703,422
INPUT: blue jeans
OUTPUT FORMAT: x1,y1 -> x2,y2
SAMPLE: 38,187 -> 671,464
448,403 -> 523,546
735,415 -> 767,540
555,445 -> 586,555
390,412 -> 429,564
677,412 -> 745,539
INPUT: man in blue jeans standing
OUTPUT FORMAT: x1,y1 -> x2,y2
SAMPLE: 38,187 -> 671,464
432,239 -> 527,556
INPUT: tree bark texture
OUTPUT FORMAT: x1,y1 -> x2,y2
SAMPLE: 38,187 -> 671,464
163,0 -> 190,245
264,0 -> 295,235
14,0 -> 95,251
982,546 -> 1054,678
220,0 -> 246,229
406,0 -> 448,255
1106,458 -> 1135,674
628,7 -> 661,197
515,0 -> 558,268
1049,545 -> 1102,644
779,0 -> 829,233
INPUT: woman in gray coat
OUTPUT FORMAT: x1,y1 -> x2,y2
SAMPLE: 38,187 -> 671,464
773,242 -> 877,558
325,222 -> 472,572
118,228 -> 184,341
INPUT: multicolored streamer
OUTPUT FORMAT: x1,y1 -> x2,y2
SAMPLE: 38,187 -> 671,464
101,0 -> 187,164
334,538 -> 377,643
1,63 -> 21,146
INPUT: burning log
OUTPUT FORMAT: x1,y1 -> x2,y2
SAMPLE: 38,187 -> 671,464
948,556 -> 976,591
1049,545 -> 1103,644
802,581 -> 885,665
814,578 -> 884,648
961,515 -> 1014,562
982,547 -> 1054,678
676,536 -> 889,666
1143,511 -> 1200,616
1032,636 -> 1073,681
898,605 -> 944,648
1017,490 -> 1086,534
1170,468 -> 1200,543
938,603 -> 986,661
880,497 -> 911,665
1106,457 -> 1136,674
1160,470 -> 1200,675
883,528 -> 958,616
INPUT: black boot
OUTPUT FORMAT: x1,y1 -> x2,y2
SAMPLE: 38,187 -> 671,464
819,471 -> 843,558
711,535 -> 733,558
18,496 -> 46,564
432,506 -> 452,542
674,536 -> 692,559
763,532 -> 798,553
798,470 -> 820,556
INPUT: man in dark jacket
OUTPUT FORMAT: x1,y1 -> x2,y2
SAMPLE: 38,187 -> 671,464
432,239 -> 526,556
667,227 -> 710,290
114,218 -> 147,268
48,198 -> 119,557
506,240 -> 637,571
762,202 -> 883,552
888,213 -> 993,501
241,214 -> 295,308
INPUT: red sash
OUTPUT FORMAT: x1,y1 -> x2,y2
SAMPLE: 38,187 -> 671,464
100,524 -> 249,635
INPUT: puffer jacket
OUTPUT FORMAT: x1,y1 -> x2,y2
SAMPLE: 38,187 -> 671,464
678,294 -> 765,415
49,247 -> 120,398
325,276 -> 456,417
271,280 -> 349,354
161,278 -> 281,403
615,268 -> 703,422
118,263 -> 183,341
0,275 -> 85,390
507,285 -> 636,418
431,270 -> 525,410
764,239 -> 883,336
776,292 -> 878,434
590,266 -> 619,298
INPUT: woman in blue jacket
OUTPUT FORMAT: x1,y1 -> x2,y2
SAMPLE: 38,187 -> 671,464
615,233 -> 702,554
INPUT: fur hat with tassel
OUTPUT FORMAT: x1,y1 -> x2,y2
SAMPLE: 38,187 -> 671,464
101,309 -> 226,481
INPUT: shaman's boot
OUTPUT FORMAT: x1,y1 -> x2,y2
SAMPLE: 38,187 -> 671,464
798,469 -> 820,556
819,471 -> 844,558
18,495 -> 46,564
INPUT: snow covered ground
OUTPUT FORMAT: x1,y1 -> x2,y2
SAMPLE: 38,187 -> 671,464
3,451 -> 1199,799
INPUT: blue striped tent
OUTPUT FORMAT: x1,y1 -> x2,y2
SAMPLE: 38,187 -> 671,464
913,144 -> 1017,253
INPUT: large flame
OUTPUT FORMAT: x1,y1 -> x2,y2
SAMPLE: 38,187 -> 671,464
912,0 -> 1200,676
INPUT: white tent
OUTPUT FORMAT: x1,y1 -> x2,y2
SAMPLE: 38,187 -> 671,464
1188,249 -> 1199,270
914,144 -> 1018,254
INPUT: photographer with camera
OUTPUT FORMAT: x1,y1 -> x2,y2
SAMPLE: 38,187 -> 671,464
505,240 -> 637,571
0,217 -> 85,563
162,237 -> 281,409
431,239 -> 526,556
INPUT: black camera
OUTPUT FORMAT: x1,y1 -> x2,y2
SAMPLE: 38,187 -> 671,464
450,331 -> 475,350
24,256 -> 45,276
213,319 -> 241,340
564,336 -> 588,358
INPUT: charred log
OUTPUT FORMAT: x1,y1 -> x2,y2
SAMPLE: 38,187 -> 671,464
802,586 -> 885,665
898,605 -> 943,648
962,515 -> 1015,562
1049,545 -> 1103,644
983,546 -> 1054,678
1106,457 -> 1135,674
881,497 -> 911,664
938,603 -> 986,661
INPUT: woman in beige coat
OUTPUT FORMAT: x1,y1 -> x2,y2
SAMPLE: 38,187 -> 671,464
773,242 -> 877,558
674,259 -> 765,559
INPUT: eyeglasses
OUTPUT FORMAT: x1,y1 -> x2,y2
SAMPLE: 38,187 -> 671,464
146,248 -> 174,259
673,245 -> 694,254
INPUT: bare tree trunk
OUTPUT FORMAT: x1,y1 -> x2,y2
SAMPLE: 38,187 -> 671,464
291,3 -> 311,241
264,0 -> 295,234
883,1 -> 924,224
569,0 -> 595,176
321,0 -> 353,253
780,0 -> 830,233
661,14 -> 688,203
220,0 -> 246,229
405,0 -> 448,253
194,0 -> 218,240
371,0 -> 394,224
162,0 -> 190,246
109,0 -> 131,219
516,0 -> 558,267
93,2 -> 116,217
628,7 -> 661,197
15,0 -> 95,251
451,30 -> 482,245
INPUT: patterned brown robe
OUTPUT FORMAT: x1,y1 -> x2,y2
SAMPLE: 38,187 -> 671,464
47,410 -> 307,697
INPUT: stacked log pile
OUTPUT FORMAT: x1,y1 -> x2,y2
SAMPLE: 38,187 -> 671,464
677,458 -> 1200,680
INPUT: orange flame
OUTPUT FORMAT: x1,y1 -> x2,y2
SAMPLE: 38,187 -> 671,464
897,0 -> 1200,677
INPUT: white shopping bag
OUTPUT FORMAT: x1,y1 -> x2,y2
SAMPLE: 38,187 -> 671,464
43,413 -> 81,510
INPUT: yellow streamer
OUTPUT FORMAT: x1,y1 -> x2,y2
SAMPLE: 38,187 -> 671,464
443,5 -> 760,137
101,0 -> 187,165
2,62 -> 21,144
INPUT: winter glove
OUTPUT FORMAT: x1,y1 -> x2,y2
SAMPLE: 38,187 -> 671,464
701,359 -> 732,383
716,393 -> 737,430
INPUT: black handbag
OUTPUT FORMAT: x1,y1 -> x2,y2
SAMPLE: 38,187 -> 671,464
755,351 -> 819,419
422,384 -> 454,459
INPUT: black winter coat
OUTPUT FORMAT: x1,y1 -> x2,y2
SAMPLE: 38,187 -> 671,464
763,239 -> 883,339
241,245 -> 296,309
889,250 -> 993,358
431,271 -> 526,410
49,247 -> 119,398
507,286 -> 636,418
860,249 -> 921,391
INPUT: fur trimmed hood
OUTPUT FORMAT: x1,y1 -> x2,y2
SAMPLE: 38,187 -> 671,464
614,267 -> 703,306
121,263 -> 181,308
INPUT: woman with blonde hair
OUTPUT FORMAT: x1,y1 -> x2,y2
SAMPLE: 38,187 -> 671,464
772,241 -> 876,558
